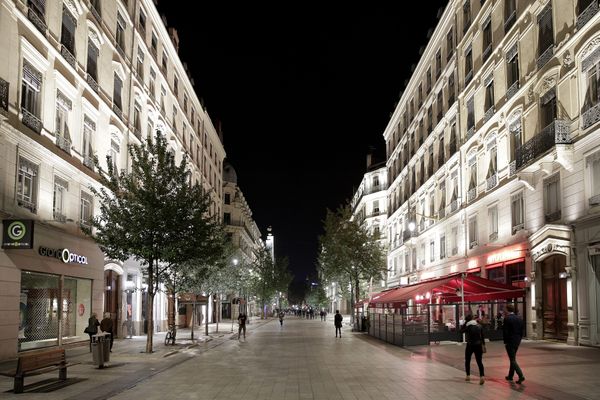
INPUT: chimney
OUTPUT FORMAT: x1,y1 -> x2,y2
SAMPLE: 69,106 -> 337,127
217,119 -> 224,143
168,27 -> 180,53
366,146 -> 376,170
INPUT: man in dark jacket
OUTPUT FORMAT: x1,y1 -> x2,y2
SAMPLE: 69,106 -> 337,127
461,314 -> 485,384
334,310 -> 343,338
503,304 -> 525,384
100,312 -> 114,352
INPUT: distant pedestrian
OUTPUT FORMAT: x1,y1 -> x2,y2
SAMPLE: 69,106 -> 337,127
334,310 -> 343,338
84,312 -> 100,352
460,314 -> 485,384
503,304 -> 525,384
238,312 -> 247,340
320,310 -> 324,321
100,312 -> 114,352
279,311 -> 285,326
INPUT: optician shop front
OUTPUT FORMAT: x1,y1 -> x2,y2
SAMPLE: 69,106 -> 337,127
0,220 -> 104,361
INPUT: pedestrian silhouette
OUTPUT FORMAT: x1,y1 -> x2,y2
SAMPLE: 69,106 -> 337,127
503,304 -> 525,384
461,314 -> 485,384
334,310 -> 343,338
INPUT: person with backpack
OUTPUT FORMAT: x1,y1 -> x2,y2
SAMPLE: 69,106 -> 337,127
461,314 -> 485,385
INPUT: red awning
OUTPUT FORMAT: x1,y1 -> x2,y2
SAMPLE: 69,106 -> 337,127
369,273 -> 525,306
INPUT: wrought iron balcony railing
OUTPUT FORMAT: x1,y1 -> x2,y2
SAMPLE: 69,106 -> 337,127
465,70 -> 473,85
28,7 -> 47,35
509,160 -> 517,177
582,102 -> 600,129
112,103 -> 123,120
402,229 -> 417,242
537,45 -> 554,70
438,207 -> 446,220
60,45 -> 76,68
17,197 -> 37,213
56,134 -> 71,154
466,126 -> 475,141
506,80 -> 519,101
512,222 -> 524,234
504,10 -> 517,33
482,44 -> 492,62
484,106 -> 495,123
22,108 -> 42,133
448,199 -> 458,214
53,211 -> 67,223
486,174 -> 497,191
515,119 -> 571,170
83,154 -> 95,170
451,247 -> 458,256
469,239 -> 478,249
86,73 -> 99,93
467,187 -> 477,203
589,194 -> 600,206
489,232 -> 498,242
545,210 -> 561,223
0,77 -> 8,113
577,0 -> 599,30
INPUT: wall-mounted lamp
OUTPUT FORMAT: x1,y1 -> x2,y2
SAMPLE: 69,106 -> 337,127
559,272 -> 569,279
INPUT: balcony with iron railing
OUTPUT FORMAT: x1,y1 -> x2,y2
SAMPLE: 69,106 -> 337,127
0,77 -> 8,113
438,206 -> 446,220
469,239 -> 478,249
402,229 -> 417,242
512,222 -> 524,234
86,73 -> 99,93
489,232 -> 498,242
447,199 -> 458,214
112,103 -> 123,120
21,108 -> 42,133
465,126 -> 475,142
482,44 -> 492,63
582,102 -> 600,129
483,106 -> 495,123
504,10 -> 517,33
55,134 -> 71,154
506,80 -> 520,101
509,160 -> 516,176
83,154 -> 95,170
27,7 -> 47,35
515,119 -> 571,171
589,193 -> 600,206
60,44 -> 76,68
545,210 -> 561,223
577,0 -> 599,30
17,197 -> 37,213
486,174 -> 497,191
53,210 -> 67,223
465,70 -> 473,85
537,45 -> 554,70
467,187 -> 477,203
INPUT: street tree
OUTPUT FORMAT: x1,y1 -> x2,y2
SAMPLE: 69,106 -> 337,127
318,203 -> 386,328
249,249 -> 292,318
305,283 -> 328,309
85,131 -> 226,353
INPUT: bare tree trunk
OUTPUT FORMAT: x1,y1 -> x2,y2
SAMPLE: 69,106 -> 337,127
354,278 -> 361,332
146,291 -> 154,353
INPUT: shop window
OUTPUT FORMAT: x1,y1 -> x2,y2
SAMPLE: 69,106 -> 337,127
19,271 -> 59,350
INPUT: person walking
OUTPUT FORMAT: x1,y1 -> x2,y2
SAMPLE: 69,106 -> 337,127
460,314 -> 485,384
334,310 -> 343,338
279,310 -> 285,326
503,304 -> 525,384
84,312 -> 100,352
238,311 -> 247,340
100,312 -> 114,352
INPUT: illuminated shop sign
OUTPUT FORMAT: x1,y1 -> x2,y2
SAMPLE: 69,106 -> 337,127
486,248 -> 523,265
38,246 -> 88,265
2,220 -> 34,249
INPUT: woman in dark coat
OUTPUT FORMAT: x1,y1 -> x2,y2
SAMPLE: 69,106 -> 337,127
461,314 -> 485,384
85,312 -> 100,352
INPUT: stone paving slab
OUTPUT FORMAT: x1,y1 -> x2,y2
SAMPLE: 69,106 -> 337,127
1,316 -> 599,399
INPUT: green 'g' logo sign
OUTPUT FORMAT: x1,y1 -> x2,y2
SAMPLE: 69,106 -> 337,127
2,219 -> 34,249
8,221 -> 26,241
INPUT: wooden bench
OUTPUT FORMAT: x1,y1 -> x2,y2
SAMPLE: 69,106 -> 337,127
0,348 -> 76,394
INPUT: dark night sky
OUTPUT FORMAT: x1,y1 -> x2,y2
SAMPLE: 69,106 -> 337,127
157,2 -> 449,286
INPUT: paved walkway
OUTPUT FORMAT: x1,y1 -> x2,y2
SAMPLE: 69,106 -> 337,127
1,316 -> 600,399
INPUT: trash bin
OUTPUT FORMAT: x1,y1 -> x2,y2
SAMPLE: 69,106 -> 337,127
92,333 -> 110,368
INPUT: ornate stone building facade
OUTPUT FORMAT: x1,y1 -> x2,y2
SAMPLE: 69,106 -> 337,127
0,0 -> 225,359
382,0 -> 600,346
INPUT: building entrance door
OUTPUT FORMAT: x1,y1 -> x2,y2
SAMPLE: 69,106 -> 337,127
542,255 -> 568,340
104,270 -> 121,336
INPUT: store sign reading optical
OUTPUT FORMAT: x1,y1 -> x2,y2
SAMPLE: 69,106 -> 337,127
38,246 -> 89,265
2,220 -> 34,249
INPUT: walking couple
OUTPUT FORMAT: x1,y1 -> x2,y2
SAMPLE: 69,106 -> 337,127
462,304 -> 525,385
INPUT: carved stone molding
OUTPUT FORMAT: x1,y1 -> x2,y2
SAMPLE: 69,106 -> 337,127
563,51 -> 574,69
